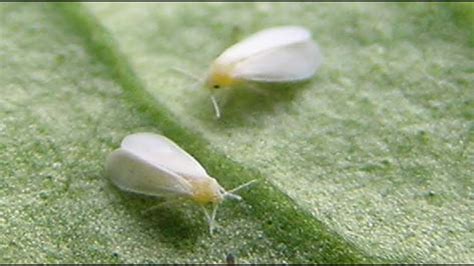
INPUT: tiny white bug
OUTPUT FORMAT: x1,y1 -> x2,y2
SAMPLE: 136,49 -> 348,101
105,132 -> 256,234
203,25 -> 323,118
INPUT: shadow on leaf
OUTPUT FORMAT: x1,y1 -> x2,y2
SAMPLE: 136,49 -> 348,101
194,80 -> 314,127
110,186 -> 206,248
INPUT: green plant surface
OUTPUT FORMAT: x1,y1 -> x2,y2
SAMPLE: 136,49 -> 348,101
0,3 -> 290,264
1,2 -> 473,263
0,3 -> 368,263
85,2 -> 474,262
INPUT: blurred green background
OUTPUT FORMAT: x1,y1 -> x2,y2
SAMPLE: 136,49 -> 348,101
1,2 -> 473,263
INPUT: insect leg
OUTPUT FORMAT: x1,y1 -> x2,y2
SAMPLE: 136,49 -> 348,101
209,203 -> 222,233
200,205 -> 217,235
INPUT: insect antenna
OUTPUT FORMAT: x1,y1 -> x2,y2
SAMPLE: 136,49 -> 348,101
228,179 -> 258,193
170,66 -> 200,81
224,179 -> 258,200
169,66 -> 205,91
170,66 -> 219,118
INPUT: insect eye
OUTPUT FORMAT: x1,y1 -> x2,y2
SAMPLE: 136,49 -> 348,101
213,84 -> 220,89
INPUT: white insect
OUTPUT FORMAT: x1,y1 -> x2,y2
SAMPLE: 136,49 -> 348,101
105,132 -> 256,234
203,25 -> 323,118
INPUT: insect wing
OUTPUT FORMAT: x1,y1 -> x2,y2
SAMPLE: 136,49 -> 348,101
232,40 -> 322,82
121,133 -> 209,179
106,149 -> 193,197
215,26 -> 312,67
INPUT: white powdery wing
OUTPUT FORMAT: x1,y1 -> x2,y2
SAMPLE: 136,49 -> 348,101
106,149 -> 194,197
215,26 -> 312,67
120,132 -> 208,178
231,40 -> 322,82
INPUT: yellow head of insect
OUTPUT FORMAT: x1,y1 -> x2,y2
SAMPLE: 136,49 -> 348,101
205,62 -> 237,90
190,177 -> 224,205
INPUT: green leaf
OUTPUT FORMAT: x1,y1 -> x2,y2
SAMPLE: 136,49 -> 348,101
1,2 -> 473,263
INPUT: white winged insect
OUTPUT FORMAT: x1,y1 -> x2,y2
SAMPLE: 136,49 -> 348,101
181,25 -> 323,118
105,132 -> 256,234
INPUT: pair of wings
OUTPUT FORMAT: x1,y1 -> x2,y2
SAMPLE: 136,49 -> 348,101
106,133 -> 209,198
215,26 -> 323,82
